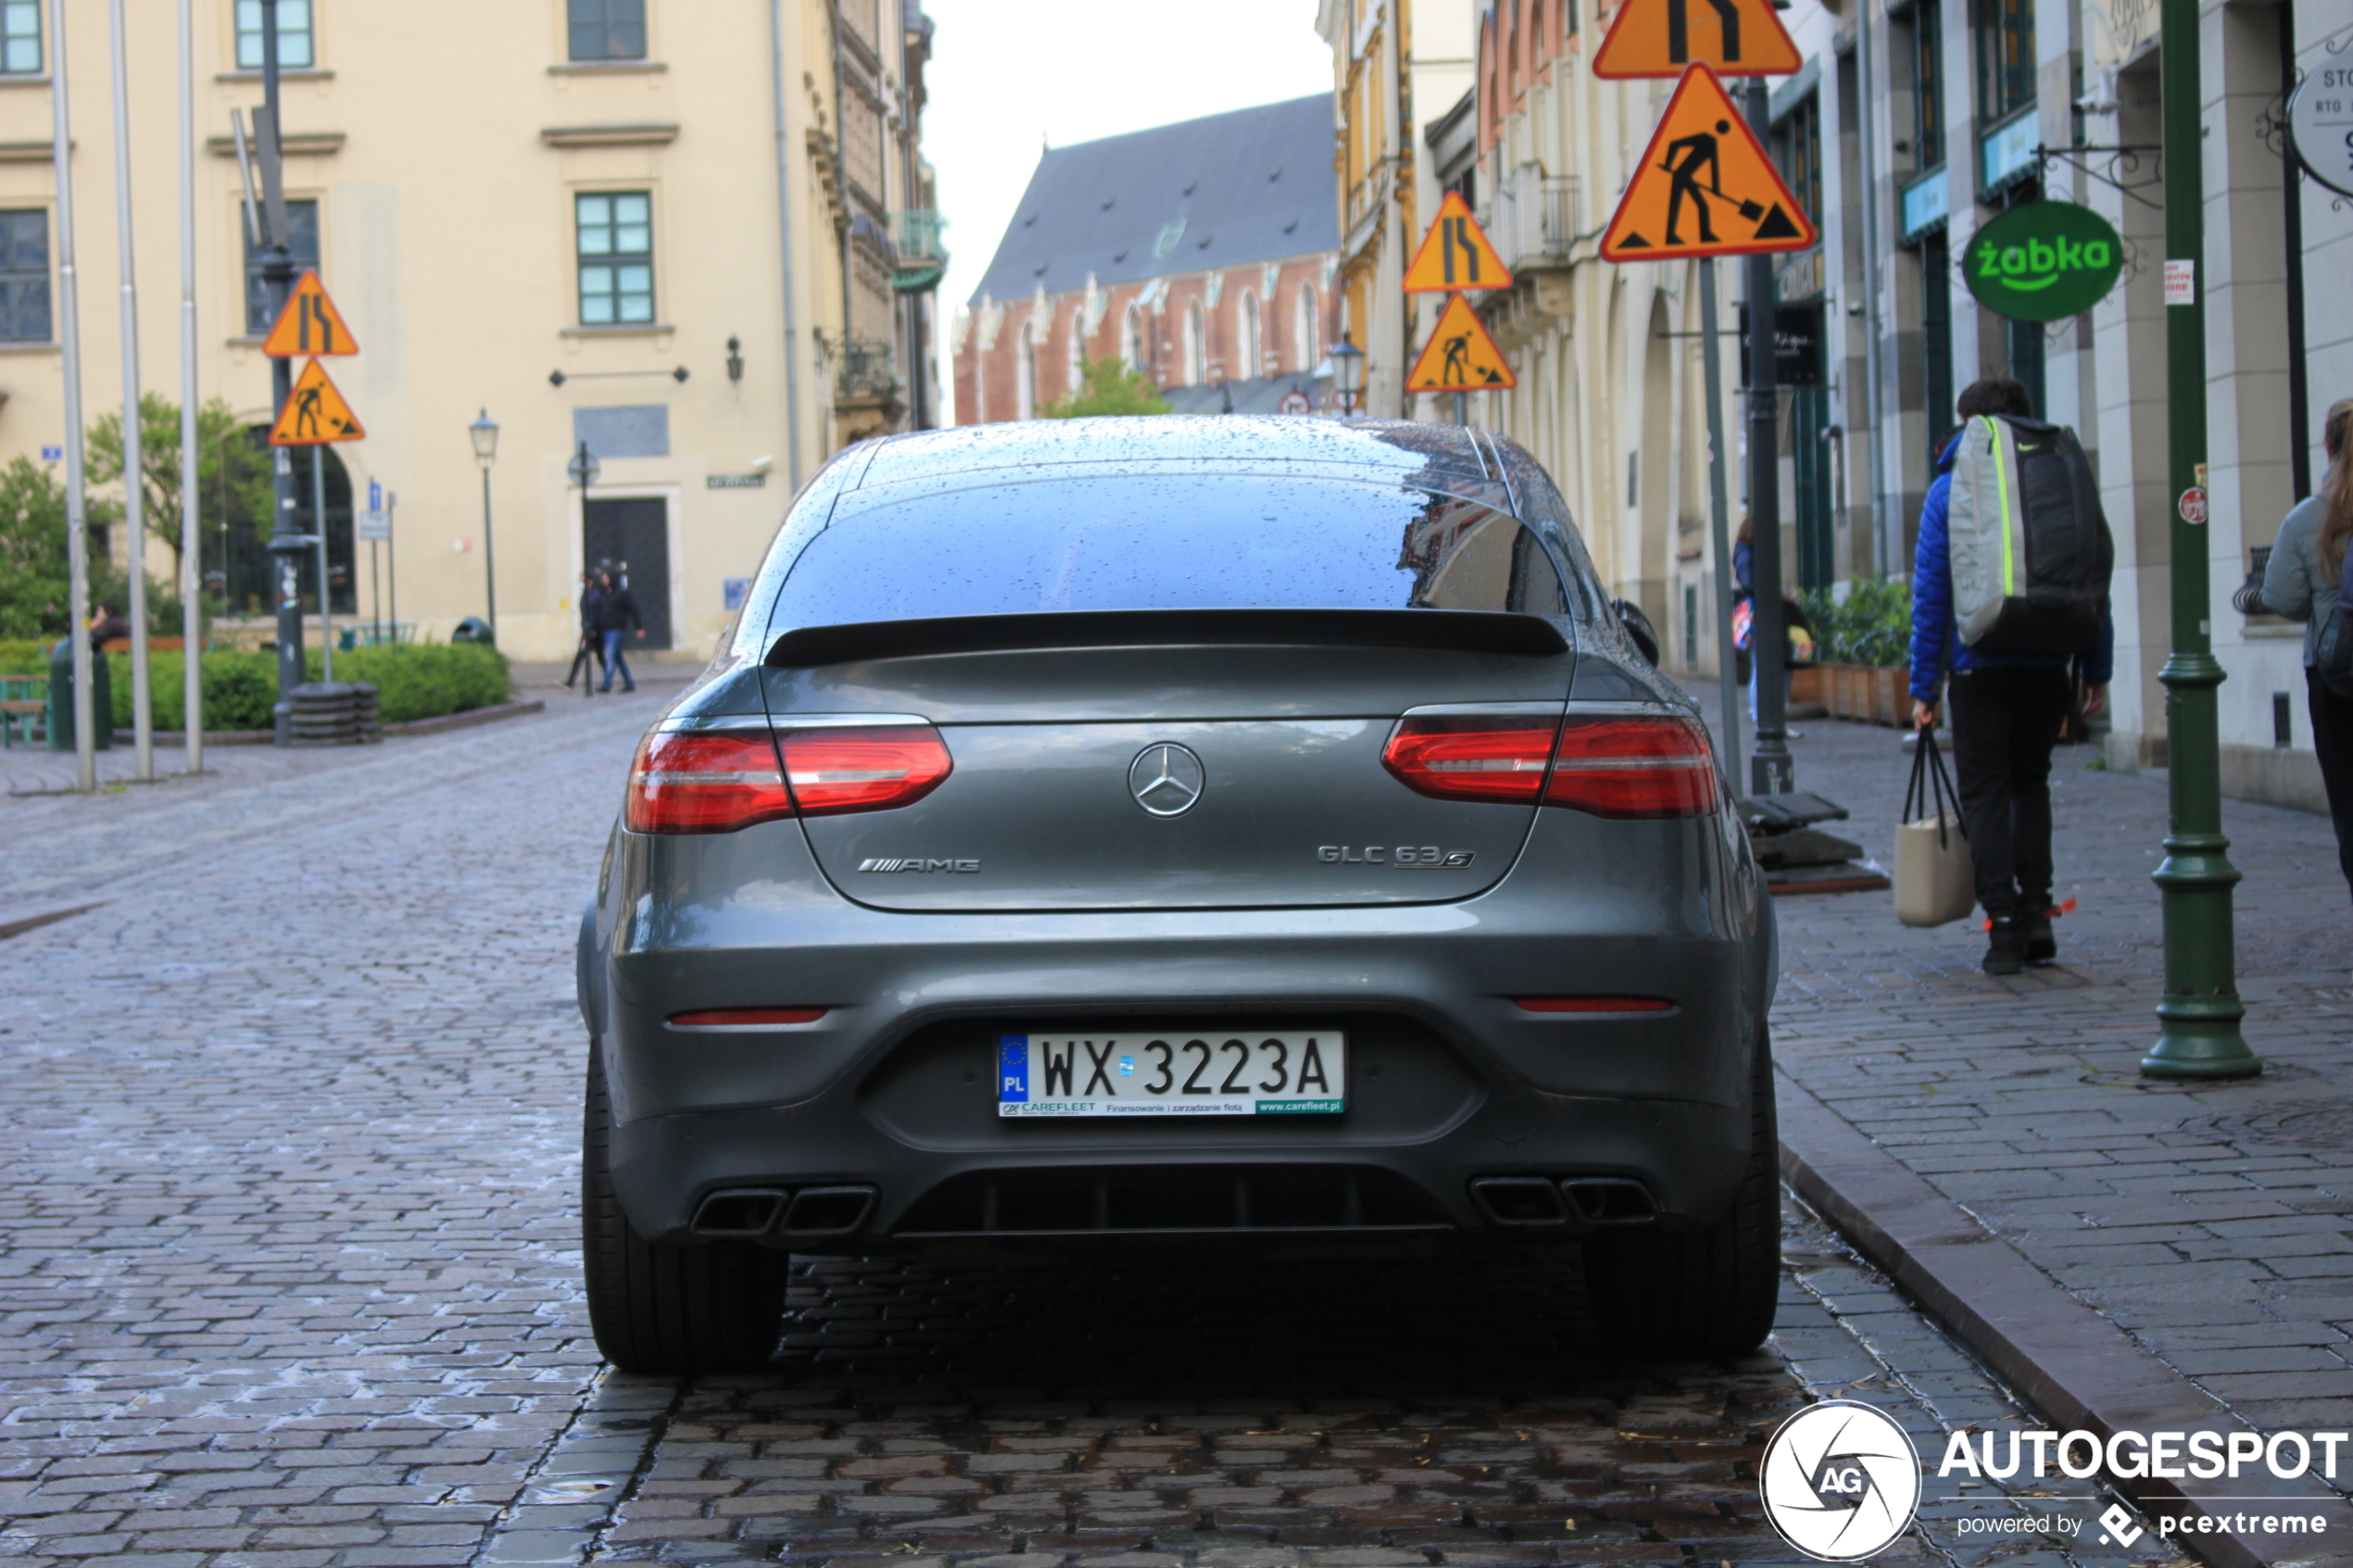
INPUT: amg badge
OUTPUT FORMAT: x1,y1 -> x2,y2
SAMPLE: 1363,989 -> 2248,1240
856,857 -> 981,873
1318,846 -> 1475,869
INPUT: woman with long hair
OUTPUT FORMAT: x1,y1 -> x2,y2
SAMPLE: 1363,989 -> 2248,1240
2260,396 -> 2353,897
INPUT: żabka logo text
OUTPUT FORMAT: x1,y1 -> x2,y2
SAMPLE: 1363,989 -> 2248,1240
1759,1400 -> 1923,1561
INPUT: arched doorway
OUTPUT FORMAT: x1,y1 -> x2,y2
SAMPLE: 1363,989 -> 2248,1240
220,428 -> 353,617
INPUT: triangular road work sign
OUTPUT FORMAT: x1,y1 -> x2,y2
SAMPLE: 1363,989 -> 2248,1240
270,358 -> 366,445
1403,192 -> 1514,293
1406,295 -> 1516,392
1593,0 -> 1802,79
1600,64 -> 1818,263
261,270 -> 359,358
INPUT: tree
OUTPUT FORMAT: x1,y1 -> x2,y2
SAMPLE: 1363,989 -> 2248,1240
85,394 -> 274,581
0,457 -> 126,639
1037,356 -> 1173,419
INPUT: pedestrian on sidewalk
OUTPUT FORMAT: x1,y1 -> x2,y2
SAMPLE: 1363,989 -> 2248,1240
2259,396 -> 2353,898
1733,514 -> 1800,735
563,571 -> 607,696
1909,377 -> 2114,975
594,569 -> 643,694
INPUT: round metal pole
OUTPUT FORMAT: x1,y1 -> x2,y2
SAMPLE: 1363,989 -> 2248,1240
1743,80 -> 1793,797
50,0 -> 94,792
258,0 -> 302,745
480,467 -> 497,641
1699,259 -> 1743,792
2142,0 -> 2258,1078
178,0 -> 202,772
107,0 -> 150,782
311,445 -> 332,679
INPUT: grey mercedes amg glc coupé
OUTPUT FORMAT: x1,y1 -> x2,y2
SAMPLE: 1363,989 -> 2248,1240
576,417 -> 1778,1372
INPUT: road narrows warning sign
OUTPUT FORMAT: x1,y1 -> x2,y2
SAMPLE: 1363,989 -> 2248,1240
1405,295 -> 1516,393
1403,192 -> 1514,293
270,358 -> 367,445
1599,64 -> 1818,263
1592,0 -> 1802,79
261,270 -> 359,358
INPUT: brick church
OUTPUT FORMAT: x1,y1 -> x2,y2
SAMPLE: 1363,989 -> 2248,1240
953,97 -> 1342,421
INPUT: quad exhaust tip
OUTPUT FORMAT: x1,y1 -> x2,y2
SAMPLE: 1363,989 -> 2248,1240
691,1185 -> 875,1240
1468,1174 -> 1658,1229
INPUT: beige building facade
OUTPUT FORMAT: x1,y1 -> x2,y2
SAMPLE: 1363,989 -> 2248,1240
0,0 -> 942,664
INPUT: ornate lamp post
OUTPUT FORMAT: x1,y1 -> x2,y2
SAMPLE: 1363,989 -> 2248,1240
470,408 -> 498,641
1330,333 -> 1365,416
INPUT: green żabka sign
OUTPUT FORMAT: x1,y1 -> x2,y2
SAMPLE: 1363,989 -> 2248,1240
1963,201 -> 2124,321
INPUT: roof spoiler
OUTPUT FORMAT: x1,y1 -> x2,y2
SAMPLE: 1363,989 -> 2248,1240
764,608 -> 1569,668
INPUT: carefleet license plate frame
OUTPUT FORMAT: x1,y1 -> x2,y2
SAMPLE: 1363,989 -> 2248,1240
996,1031 -> 1346,1118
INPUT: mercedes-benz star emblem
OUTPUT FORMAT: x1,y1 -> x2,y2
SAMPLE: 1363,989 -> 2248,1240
1128,743 -> 1206,818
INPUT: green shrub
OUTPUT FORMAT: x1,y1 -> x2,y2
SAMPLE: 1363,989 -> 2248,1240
1796,578 -> 1913,668
0,636 -> 47,674
100,643 -> 509,731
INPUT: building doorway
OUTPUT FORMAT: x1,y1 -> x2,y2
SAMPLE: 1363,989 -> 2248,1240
220,428 -> 353,615
1789,376 -> 1834,591
584,496 -> 673,649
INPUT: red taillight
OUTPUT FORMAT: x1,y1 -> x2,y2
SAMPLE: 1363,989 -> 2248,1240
670,1008 -> 827,1026
776,726 -> 952,815
1515,997 -> 1673,1013
1381,716 -> 1559,802
626,731 -> 796,834
1542,716 -> 1719,819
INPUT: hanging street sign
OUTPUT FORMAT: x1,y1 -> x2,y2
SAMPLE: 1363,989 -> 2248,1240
1403,192 -> 1514,293
2288,69 -> 2353,199
1592,0 -> 1802,79
1736,300 -> 1824,386
1601,65 -> 1816,263
262,270 -> 359,358
269,358 -> 366,445
1960,200 -> 2125,321
1405,295 -> 1516,393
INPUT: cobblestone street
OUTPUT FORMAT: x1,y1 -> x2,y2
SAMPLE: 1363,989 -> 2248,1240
0,686 -> 2286,1568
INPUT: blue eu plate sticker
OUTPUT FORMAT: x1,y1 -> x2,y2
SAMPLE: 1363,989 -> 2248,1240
998,1035 -> 1028,1103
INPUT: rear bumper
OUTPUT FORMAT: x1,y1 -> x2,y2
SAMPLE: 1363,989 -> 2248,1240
585,809 -> 1770,1250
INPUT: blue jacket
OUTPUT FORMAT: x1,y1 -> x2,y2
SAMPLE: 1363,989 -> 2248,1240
1909,433 -> 2113,703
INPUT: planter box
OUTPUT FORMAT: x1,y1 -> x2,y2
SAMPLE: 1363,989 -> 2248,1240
1786,664 -> 1907,724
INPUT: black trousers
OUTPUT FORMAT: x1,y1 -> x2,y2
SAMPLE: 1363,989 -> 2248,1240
2307,670 -> 2353,901
564,634 -> 605,688
1947,666 -> 2072,921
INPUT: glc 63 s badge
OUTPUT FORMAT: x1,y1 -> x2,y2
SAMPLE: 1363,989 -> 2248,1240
856,858 -> 981,873
1319,846 -> 1475,869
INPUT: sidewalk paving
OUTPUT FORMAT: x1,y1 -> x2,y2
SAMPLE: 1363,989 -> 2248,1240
1688,683 -> 2353,1489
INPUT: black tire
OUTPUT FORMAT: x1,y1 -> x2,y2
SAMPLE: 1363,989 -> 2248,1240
1585,1026 -> 1780,1361
581,1048 -> 787,1374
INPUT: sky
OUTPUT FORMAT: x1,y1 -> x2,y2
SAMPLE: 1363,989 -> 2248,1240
919,0 -> 1333,421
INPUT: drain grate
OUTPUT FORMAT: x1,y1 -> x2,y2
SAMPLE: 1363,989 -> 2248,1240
2191,1098 -> 2353,1151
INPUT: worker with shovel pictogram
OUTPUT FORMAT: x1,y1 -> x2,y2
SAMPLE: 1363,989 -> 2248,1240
1663,119 -> 1778,245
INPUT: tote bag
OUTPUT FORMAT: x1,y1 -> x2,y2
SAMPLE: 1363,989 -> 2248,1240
1894,730 -> 1975,928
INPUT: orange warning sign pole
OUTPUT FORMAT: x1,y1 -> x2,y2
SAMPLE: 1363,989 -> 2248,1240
261,270 -> 359,358
1592,0 -> 1802,78
1599,64 -> 1817,262
1403,193 -> 1514,294
269,358 -> 366,445
1405,296 -> 1516,393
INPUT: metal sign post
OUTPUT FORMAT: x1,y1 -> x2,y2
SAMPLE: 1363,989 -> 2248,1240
254,1 -> 302,746
1742,77 -> 1793,797
1698,260 -> 1743,791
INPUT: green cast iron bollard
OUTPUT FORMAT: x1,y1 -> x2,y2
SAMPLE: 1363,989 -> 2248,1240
2142,0 -> 2259,1080
45,637 -> 114,753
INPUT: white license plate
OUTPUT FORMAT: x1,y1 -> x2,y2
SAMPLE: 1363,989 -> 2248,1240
997,1032 -> 1346,1117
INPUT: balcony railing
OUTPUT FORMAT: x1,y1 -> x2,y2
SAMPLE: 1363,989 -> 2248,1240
832,336 -> 900,403
891,209 -> 948,294
1487,166 -> 1579,271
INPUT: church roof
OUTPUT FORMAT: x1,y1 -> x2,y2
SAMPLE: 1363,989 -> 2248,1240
970,95 -> 1338,305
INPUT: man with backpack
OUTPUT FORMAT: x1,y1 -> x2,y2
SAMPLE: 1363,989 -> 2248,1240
1910,377 -> 2116,975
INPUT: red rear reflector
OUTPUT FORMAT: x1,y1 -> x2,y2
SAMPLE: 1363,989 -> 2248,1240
1542,716 -> 1719,819
1381,716 -> 1558,803
777,725 -> 952,815
1515,997 -> 1673,1013
626,731 -> 796,834
670,1008 -> 827,1026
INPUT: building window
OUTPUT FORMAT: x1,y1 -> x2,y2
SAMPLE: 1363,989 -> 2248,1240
1911,0 -> 1944,169
1237,292 -> 1261,380
0,209 -> 48,341
1974,0 -> 2033,126
1183,299 -> 1204,384
243,196 -> 320,333
568,0 -> 646,62
575,192 -> 653,324
1295,282 -> 1318,370
1,2 -> 41,73
234,0 -> 312,69
1771,94 -> 1822,223
1064,307 -> 1084,395
1121,302 -> 1145,372
1015,320 -> 1036,420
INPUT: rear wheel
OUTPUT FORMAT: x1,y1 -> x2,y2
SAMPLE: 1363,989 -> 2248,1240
581,1048 -> 787,1374
1585,1026 -> 1780,1361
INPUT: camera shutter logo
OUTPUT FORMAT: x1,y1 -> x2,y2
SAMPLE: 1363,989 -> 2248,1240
1758,1399 -> 1922,1561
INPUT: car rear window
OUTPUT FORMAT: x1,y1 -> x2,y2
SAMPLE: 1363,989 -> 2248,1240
766,474 -> 1575,633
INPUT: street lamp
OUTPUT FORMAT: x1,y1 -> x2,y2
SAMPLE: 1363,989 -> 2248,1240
1330,334 -> 1365,416
470,408 -> 498,641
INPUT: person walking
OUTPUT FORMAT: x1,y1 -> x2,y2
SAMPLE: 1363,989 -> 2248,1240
2259,396 -> 2353,899
594,569 -> 643,694
563,571 -> 606,696
1732,514 -> 1799,734
1910,377 -> 2113,974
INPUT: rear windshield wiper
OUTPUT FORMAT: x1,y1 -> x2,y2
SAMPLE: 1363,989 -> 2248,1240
765,608 -> 1569,668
